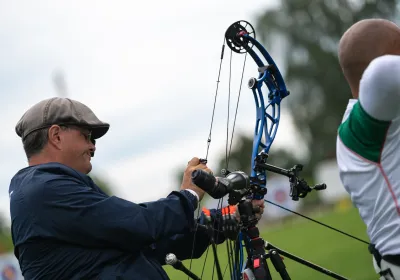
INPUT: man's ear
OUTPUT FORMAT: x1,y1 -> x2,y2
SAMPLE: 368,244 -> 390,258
47,125 -> 63,149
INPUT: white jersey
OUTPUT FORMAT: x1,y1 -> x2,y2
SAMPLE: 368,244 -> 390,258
336,55 -> 400,256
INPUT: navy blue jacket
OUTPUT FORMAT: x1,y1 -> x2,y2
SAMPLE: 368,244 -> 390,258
9,163 -> 225,279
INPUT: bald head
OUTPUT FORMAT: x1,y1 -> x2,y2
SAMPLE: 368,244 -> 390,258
338,19 -> 400,98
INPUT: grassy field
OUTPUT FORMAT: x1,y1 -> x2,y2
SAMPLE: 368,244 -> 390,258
164,206 -> 376,280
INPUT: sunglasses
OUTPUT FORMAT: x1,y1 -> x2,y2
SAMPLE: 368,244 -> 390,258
60,125 -> 96,145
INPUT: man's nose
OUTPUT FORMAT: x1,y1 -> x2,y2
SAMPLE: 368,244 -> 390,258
89,141 -> 96,156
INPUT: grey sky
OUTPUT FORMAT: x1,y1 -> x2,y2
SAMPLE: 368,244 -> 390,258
0,1 -> 308,224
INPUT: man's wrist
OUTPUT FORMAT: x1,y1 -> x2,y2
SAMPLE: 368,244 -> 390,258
184,189 -> 200,202
178,189 -> 199,211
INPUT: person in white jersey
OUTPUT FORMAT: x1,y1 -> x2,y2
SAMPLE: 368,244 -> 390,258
337,18 -> 400,279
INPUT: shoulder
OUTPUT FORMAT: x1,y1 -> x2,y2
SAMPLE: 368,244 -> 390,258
10,163 -> 91,200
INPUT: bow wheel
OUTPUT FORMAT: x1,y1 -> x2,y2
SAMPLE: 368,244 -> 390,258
225,20 -> 256,54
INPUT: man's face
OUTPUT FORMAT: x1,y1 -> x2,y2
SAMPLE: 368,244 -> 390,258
58,125 -> 96,174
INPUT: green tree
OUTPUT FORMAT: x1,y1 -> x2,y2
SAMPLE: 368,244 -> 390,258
172,1 -> 398,207
210,0 -> 399,206
0,214 -> 13,253
214,133 -> 300,176
213,133 -> 321,207
90,173 -> 114,196
254,0 -> 398,169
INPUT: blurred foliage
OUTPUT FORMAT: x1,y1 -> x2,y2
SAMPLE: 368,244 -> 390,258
214,133 -> 321,208
174,168 -> 184,191
0,235 -> 13,254
215,134 -> 300,176
0,233 -> 13,253
253,0 -> 398,169
0,214 -> 7,234
0,213 -> 13,253
206,0 -> 398,212
174,2 -> 399,210
89,173 -> 114,196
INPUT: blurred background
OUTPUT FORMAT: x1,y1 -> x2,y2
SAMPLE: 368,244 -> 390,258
1,0 -> 399,279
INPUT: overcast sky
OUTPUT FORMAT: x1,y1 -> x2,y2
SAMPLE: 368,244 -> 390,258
0,0 -> 312,224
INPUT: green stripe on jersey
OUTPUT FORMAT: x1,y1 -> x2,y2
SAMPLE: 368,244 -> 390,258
338,102 -> 391,163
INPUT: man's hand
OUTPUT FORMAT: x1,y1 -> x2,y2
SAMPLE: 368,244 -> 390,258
251,199 -> 265,221
218,200 -> 265,240
233,199 -> 265,221
180,157 -> 213,201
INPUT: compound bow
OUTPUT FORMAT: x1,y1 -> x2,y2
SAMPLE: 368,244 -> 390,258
167,20 -> 364,280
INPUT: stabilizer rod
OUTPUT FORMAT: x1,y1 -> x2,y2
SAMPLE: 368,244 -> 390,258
264,242 -> 348,280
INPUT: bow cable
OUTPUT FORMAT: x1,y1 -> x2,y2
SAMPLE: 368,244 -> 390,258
188,37 -> 227,280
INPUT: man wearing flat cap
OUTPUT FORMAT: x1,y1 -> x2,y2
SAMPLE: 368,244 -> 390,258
15,97 -> 110,174
9,97 -> 259,279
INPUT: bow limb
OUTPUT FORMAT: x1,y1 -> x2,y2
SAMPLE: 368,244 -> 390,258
224,20 -> 288,279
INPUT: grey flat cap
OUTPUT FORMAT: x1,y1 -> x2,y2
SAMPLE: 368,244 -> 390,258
16,97 -> 110,140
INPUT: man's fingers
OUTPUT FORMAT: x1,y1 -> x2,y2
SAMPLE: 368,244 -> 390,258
199,158 -> 208,164
187,158 -> 209,170
193,163 -> 207,169
205,168 -> 213,175
192,167 -> 213,176
192,163 -> 213,173
187,157 -> 200,166
252,200 -> 265,208
253,206 -> 264,214
252,200 -> 264,220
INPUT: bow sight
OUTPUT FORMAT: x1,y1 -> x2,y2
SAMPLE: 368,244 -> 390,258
192,155 -> 326,205
253,153 -> 327,201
